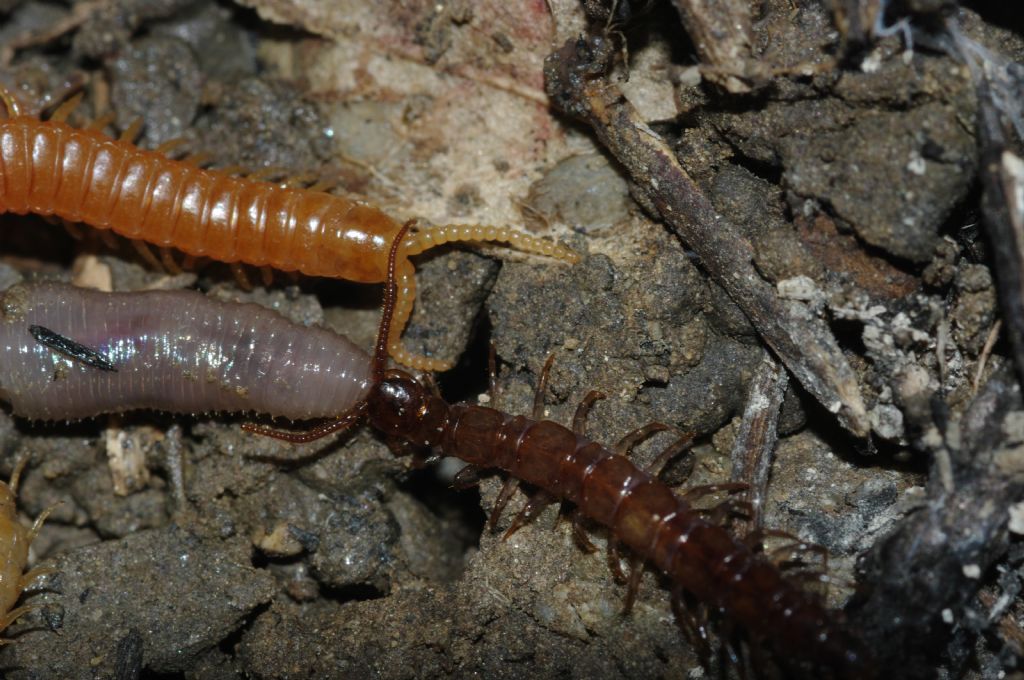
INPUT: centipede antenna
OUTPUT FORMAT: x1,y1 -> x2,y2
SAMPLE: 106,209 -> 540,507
241,403 -> 368,444
373,219 -> 416,381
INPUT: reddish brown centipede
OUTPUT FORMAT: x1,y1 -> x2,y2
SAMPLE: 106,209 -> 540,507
245,223 -> 873,678
0,88 -> 577,372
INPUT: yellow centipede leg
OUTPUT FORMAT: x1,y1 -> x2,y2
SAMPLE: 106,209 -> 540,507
153,138 -> 188,155
50,92 -> 84,123
132,240 -> 164,271
119,117 -> 144,142
86,111 -> 116,133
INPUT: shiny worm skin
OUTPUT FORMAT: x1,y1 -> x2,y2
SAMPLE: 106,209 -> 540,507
0,282 -> 372,421
0,91 -> 577,372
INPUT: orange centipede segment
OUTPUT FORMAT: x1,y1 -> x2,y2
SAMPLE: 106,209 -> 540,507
0,89 -> 577,371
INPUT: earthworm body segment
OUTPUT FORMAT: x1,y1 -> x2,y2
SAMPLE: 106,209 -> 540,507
0,282 -> 371,421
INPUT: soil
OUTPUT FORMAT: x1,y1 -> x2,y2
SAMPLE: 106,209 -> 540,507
0,0 -> 1020,678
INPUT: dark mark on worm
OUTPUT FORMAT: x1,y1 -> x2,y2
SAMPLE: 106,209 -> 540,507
30,324 -> 118,372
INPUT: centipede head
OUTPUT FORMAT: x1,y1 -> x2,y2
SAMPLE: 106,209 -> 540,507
367,369 -> 450,448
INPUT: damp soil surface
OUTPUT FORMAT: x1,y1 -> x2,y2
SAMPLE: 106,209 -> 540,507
0,1 -> 1021,678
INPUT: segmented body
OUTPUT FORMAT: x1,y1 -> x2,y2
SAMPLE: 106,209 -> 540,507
365,376 -> 869,677
0,101 -> 577,371
0,282 -> 371,421
0,460 -> 55,641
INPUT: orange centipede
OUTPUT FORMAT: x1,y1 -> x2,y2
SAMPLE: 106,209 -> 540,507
0,89 -> 577,371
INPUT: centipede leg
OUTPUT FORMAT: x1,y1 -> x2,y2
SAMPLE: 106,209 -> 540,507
49,92 -> 83,122
99,229 -> 120,251
184,152 -> 212,167
26,503 -> 60,542
606,540 -> 628,583
283,171 -> 317,187
502,489 -> 554,540
86,111 -> 116,133
569,510 -> 597,553
62,221 -> 84,240
159,248 -> 182,275
246,166 -> 286,181
621,556 -> 645,615
260,267 -> 274,288
18,565 -> 56,590
613,422 -> 671,457
231,263 -> 254,291
0,603 -> 44,637
717,619 -> 744,679
486,476 -> 520,533
119,117 -> 143,142
306,179 -> 337,193
672,588 -> 712,668
8,455 -> 30,495
132,240 -> 165,272
679,482 -> 748,505
452,465 -> 481,490
706,497 -> 754,527
759,528 -> 829,570
153,138 -> 187,155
